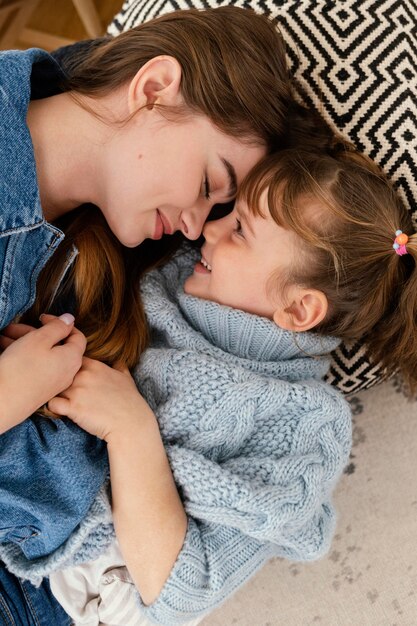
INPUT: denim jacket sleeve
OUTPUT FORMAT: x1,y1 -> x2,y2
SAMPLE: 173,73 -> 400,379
0,48 -> 67,329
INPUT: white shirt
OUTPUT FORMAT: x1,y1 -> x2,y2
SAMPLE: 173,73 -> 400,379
50,540 -> 143,626
49,540 -> 203,626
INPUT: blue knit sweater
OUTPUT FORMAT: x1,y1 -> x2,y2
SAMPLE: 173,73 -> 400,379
2,250 -> 352,625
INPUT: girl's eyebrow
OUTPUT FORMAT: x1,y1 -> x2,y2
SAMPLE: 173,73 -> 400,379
220,157 -> 238,199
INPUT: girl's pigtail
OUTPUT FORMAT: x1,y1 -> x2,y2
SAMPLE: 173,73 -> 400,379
366,234 -> 417,395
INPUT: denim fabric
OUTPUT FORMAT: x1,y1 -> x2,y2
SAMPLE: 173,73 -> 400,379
0,564 -> 70,626
0,48 -> 69,329
0,48 -> 109,562
0,416 -> 109,559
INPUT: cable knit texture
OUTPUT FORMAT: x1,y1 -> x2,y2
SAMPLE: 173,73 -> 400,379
7,249 -> 352,625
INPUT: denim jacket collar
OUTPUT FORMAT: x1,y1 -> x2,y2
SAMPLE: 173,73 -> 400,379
0,48 -> 63,234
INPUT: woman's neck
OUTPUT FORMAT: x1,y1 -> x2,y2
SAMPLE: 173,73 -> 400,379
26,92 -> 107,222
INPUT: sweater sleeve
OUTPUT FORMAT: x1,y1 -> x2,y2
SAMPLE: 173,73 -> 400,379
135,383 -> 352,625
136,518 -> 275,625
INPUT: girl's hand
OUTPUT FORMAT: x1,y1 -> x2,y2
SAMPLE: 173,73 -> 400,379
0,314 -> 86,434
48,357 -> 151,442
52,360 -> 188,608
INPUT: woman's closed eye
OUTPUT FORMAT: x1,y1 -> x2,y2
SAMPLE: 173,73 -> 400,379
203,175 -> 211,200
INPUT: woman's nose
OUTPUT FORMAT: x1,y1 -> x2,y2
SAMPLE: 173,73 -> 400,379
181,205 -> 212,240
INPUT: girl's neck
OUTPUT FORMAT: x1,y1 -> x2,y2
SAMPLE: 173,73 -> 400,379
26,92 -> 113,222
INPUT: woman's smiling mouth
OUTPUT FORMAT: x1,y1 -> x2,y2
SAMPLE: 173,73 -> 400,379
154,210 -> 174,240
153,210 -> 164,239
159,210 -> 173,235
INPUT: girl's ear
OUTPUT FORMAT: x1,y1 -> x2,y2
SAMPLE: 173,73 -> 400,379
127,55 -> 182,113
273,288 -> 328,332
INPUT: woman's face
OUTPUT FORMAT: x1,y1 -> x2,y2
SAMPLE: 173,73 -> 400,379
98,113 -> 266,247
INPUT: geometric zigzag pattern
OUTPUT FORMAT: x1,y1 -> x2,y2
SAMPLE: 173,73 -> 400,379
325,340 -> 388,394
109,0 -> 417,394
273,0 -> 417,225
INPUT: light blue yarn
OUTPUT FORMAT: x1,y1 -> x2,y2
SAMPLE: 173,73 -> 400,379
5,249 -> 352,625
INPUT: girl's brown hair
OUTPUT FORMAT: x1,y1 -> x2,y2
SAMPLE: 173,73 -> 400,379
240,147 -> 417,393
25,7 -> 291,367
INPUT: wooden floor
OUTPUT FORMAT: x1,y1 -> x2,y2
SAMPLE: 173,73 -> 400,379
15,0 -> 123,50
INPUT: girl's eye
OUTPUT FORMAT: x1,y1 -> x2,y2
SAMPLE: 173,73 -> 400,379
233,218 -> 244,237
203,176 -> 211,200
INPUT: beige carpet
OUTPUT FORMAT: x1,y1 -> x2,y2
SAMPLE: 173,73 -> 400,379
202,379 -> 417,625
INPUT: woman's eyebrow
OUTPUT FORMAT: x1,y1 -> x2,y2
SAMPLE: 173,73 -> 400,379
220,157 -> 238,199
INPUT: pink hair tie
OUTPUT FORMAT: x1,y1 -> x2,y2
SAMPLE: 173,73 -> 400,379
393,230 -> 409,256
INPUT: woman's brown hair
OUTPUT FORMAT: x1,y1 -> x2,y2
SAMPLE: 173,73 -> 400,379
64,7 -> 291,150
240,147 -> 417,394
25,7 -> 292,368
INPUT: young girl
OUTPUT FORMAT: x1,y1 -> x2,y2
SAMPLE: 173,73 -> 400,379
3,143 -> 416,624
0,7 -> 292,623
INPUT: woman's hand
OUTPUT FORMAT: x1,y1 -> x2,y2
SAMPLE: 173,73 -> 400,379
48,357 -> 152,442
0,314 -> 86,434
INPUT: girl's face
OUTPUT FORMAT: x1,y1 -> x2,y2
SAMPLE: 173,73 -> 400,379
184,196 -> 300,318
98,113 -> 266,248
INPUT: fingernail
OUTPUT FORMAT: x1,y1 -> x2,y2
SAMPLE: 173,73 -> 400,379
59,313 -> 75,325
39,313 -> 46,321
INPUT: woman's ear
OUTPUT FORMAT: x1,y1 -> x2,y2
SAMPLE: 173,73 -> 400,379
273,288 -> 328,332
127,55 -> 182,113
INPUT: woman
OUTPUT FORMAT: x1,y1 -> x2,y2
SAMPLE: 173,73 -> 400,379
0,7 -> 291,624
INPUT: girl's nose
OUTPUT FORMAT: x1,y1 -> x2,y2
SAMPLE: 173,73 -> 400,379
202,219 -> 216,241
202,212 -> 231,242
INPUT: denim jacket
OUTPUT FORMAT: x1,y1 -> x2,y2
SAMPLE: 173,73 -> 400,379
0,48 -> 70,329
0,48 -> 109,559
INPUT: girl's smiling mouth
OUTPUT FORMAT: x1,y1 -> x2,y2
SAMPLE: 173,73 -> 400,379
200,257 -> 212,271
193,255 -> 212,274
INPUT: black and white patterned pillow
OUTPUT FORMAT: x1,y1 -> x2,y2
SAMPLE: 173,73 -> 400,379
108,1 -> 417,394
